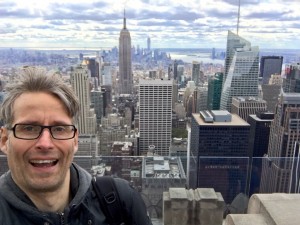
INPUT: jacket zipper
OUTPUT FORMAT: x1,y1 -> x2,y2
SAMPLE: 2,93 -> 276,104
59,212 -> 64,225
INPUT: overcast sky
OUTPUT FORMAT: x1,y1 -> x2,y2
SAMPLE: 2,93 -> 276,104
0,0 -> 299,50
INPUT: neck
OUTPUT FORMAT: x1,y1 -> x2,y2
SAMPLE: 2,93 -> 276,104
26,174 -> 71,212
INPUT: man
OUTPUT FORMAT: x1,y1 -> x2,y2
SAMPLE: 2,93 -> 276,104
0,67 -> 152,225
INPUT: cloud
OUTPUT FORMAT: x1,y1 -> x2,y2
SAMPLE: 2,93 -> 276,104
0,0 -> 299,49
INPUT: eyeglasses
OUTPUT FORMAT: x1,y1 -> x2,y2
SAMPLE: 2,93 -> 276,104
9,124 -> 77,140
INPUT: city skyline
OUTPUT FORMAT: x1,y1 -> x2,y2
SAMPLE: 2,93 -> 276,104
0,0 -> 300,49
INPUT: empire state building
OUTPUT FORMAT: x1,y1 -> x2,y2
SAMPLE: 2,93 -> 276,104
119,10 -> 132,94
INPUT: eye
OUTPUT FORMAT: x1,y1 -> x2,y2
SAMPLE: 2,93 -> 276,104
20,125 -> 38,132
52,126 -> 67,132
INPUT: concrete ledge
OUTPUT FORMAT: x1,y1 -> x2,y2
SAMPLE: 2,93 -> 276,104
248,193 -> 300,225
225,193 -> 300,225
225,214 -> 269,225
163,188 -> 224,225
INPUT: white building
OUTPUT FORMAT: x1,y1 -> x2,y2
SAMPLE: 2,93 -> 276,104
139,79 -> 174,156
70,64 -> 97,134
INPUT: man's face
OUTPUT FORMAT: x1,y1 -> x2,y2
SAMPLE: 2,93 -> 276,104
0,92 -> 78,193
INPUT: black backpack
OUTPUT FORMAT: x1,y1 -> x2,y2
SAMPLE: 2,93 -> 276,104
92,176 -> 128,225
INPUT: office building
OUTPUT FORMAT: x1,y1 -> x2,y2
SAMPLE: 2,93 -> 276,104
223,30 -> 250,83
119,11 -> 132,94
220,31 -> 259,112
248,112 -> 274,158
231,97 -> 267,121
195,85 -> 208,112
190,110 -> 250,202
173,60 -> 178,81
247,112 -> 274,195
260,92 -> 300,193
260,56 -> 283,84
147,36 -> 151,51
139,79 -> 173,156
282,63 -> 300,93
261,77 -> 281,113
102,63 -> 112,86
70,65 -> 97,134
141,156 -> 186,218
86,58 -> 100,81
90,89 -> 104,125
73,134 -> 99,172
207,72 -> 224,110
192,61 -> 200,86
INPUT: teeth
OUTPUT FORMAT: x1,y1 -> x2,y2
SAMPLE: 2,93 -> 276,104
30,160 -> 56,164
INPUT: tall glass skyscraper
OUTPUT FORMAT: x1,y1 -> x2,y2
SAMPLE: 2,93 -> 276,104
220,31 -> 259,112
119,11 -> 132,94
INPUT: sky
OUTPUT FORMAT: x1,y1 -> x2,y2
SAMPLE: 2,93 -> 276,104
0,0 -> 300,50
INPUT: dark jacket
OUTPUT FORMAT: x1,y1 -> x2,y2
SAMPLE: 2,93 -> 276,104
0,163 -> 152,225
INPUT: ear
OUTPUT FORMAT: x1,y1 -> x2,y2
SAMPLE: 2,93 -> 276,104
0,127 -> 9,155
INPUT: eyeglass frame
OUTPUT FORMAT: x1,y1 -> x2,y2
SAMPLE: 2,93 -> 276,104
8,124 -> 78,140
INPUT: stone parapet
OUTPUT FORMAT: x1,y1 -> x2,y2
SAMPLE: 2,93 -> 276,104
163,187 -> 224,225
225,193 -> 300,225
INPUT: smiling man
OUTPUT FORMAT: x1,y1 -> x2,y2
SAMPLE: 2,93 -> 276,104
0,67 -> 152,225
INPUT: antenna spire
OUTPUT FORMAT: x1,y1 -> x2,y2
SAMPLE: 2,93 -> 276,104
123,8 -> 126,29
237,0 -> 240,35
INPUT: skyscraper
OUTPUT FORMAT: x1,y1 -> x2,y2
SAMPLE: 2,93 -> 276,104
260,92 -> 300,193
223,30 -> 250,82
207,72 -> 224,110
70,65 -> 97,134
260,63 -> 300,193
192,61 -> 200,86
260,56 -> 283,84
139,79 -> 174,156
282,63 -> 300,93
147,36 -> 151,51
119,10 -> 132,94
220,31 -> 259,112
247,111 -> 274,195
231,97 -> 267,121
189,110 -> 250,202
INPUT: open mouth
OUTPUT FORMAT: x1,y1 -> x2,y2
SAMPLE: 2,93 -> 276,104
30,160 -> 58,168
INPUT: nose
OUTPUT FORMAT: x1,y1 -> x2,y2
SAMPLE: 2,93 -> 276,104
35,128 -> 54,148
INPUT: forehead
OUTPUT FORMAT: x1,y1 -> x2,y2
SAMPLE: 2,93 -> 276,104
12,92 -> 70,121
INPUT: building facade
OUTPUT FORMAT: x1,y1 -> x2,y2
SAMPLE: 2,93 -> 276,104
260,92 -> 300,193
190,110 -> 250,202
220,31 -> 259,112
139,79 -> 173,156
70,65 -> 97,134
259,56 -> 283,84
207,72 -> 224,110
142,156 -> 186,218
231,97 -> 267,121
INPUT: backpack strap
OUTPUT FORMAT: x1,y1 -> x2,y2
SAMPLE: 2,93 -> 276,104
92,176 -> 126,225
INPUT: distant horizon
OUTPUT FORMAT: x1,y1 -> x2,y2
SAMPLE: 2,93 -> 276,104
1,47 -> 300,52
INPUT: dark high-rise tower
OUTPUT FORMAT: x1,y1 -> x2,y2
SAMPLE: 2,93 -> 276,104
189,110 -> 250,202
260,56 -> 283,84
207,72 -> 223,110
119,10 -> 132,94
